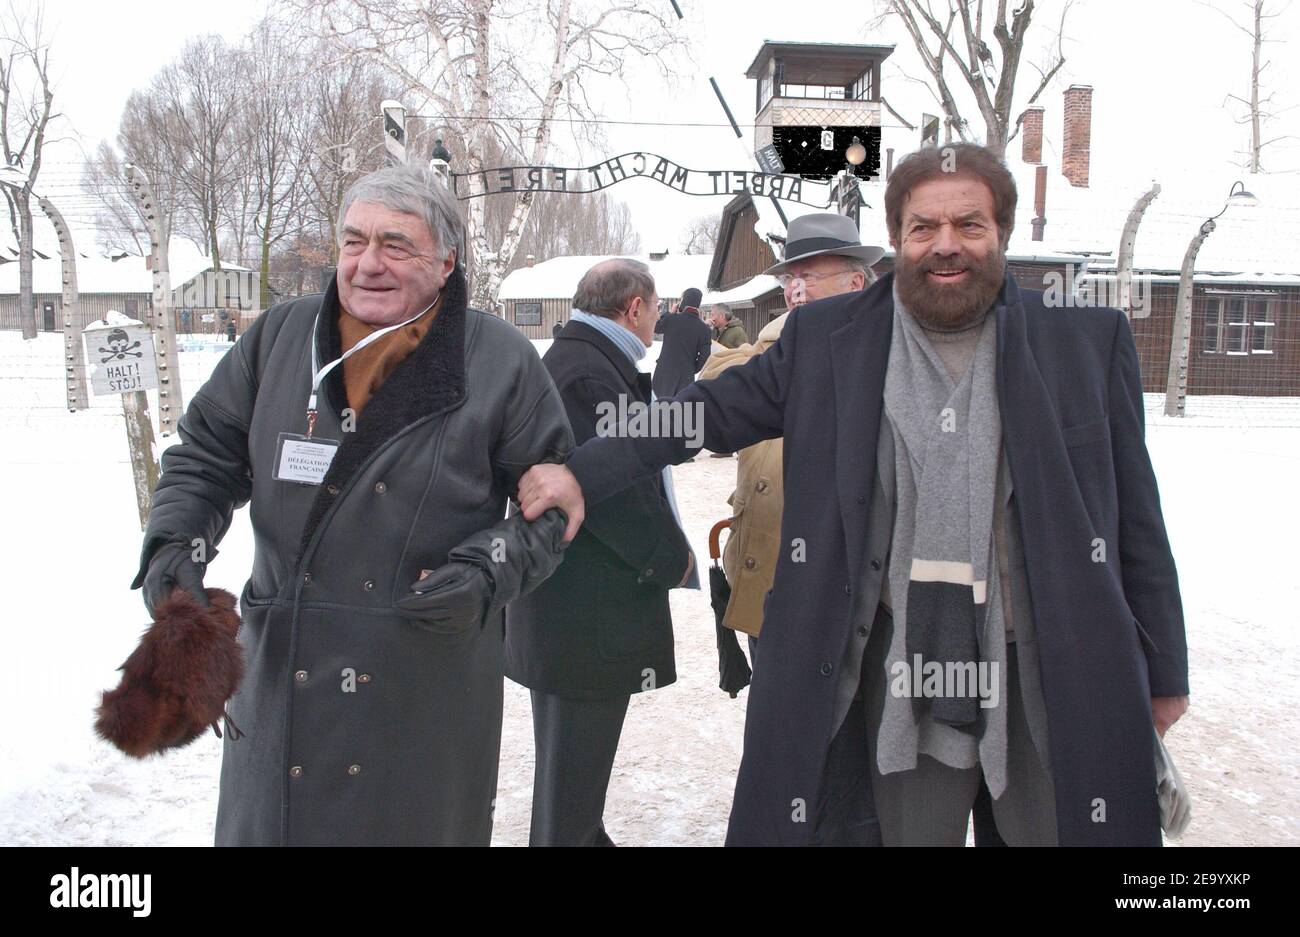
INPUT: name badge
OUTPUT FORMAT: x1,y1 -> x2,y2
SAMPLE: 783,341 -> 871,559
274,432 -> 340,485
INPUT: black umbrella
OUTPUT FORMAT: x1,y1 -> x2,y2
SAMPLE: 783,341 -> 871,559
709,519 -> 752,698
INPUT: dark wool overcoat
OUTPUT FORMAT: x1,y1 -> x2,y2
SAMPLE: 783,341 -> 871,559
133,266 -> 573,845
652,310 -> 713,398
567,272 -> 1188,846
506,320 -> 692,699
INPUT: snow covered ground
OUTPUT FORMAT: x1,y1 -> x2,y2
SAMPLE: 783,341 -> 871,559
0,331 -> 1295,846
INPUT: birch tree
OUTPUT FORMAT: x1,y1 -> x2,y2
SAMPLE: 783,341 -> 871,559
286,0 -> 680,309
1207,0 -> 1294,173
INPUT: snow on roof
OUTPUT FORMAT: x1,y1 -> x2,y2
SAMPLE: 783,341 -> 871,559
0,233 -> 250,295
498,253 -> 713,301
1010,161 -> 1300,278
704,274 -> 781,307
84,309 -> 145,329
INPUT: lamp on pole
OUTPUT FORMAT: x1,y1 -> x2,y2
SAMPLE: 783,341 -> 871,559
836,136 -> 867,227
1163,181 -> 1258,417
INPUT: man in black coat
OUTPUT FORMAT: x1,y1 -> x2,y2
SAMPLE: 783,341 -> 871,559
130,165 -> 572,846
651,286 -> 712,399
506,258 -> 696,846
519,145 -> 1189,846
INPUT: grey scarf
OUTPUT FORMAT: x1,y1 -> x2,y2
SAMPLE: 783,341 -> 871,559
876,285 -> 1011,794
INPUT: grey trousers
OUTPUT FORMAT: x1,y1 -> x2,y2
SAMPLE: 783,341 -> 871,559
863,610 -> 1058,846
528,690 -> 631,847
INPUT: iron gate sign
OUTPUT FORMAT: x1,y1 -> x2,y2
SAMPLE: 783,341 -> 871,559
450,151 -> 835,207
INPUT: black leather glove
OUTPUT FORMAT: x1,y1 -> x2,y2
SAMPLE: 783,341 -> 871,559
394,507 -> 569,634
395,563 -> 492,634
139,541 -> 211,615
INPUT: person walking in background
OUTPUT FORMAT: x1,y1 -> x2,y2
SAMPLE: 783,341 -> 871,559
651,287 -> 712,399
699,212 -> 883,845
709,303 -> 748,348
700,214 -> 882,651
507,259 -> 697,847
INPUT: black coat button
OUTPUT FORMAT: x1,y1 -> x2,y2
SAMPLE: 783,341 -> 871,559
363,579 -> 376,592
857,495 -> 866,504
326,484 -> 340,496
374,481 -> 387,494
858,625 -> 869,637
294,670 -> 308,683
819,662 -> 833,676
870,559 -> 882,571
303,572 -> 312,585
843,584 -> 851,595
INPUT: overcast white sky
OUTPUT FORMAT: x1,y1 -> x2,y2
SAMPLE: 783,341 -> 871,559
27,0 -> 1300,253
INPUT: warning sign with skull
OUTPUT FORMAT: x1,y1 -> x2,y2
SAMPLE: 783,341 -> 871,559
83,323 -> 158,395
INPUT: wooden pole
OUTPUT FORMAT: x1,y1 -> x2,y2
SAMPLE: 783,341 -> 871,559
122,390 -> 160,529
84,314 -> 161,530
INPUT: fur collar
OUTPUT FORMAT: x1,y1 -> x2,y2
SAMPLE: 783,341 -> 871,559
298,265 -> 469,554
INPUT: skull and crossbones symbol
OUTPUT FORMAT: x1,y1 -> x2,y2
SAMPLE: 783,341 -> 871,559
99,328 -> 143,363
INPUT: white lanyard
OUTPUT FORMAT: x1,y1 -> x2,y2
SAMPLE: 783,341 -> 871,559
306,300 -> 434,436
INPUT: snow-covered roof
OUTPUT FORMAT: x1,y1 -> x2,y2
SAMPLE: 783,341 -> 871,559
498,253 -> 712,301
0,234 -> 250,295
705,274 -> 781,307
1007,161 -> 1300,279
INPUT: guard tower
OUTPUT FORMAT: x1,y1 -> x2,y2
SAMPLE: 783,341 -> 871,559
746,41 -> 894,181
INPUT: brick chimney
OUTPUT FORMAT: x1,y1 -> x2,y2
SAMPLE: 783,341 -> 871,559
1062,84 -> 1092,187
1020,106 -> 1044,164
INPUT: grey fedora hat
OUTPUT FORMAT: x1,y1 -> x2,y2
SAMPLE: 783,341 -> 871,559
762,212 -> 885,276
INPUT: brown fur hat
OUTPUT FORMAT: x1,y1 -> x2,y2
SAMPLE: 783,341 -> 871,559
96,587 -> 244,758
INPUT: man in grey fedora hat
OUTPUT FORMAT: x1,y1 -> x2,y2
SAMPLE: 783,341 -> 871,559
764,212 -> 885,301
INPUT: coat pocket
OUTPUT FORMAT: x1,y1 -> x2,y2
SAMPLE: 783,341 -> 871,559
1061,416 -> 1109,448
1133,617 -> 1161,656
